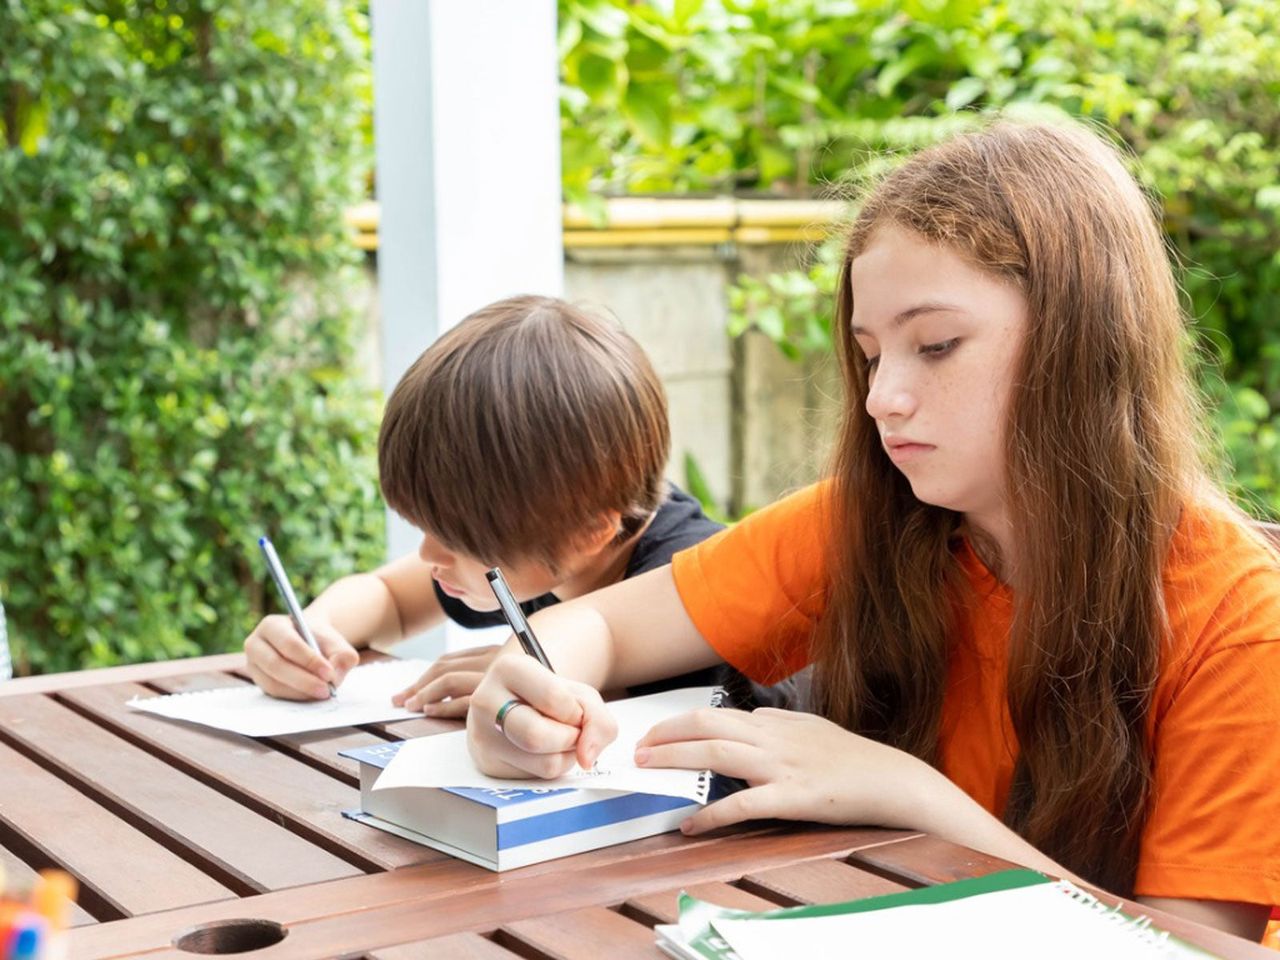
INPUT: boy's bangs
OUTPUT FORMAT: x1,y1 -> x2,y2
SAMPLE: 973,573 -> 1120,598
377,296 -> 670,568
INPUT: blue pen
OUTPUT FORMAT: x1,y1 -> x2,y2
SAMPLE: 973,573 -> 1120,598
258,536 -> 338,698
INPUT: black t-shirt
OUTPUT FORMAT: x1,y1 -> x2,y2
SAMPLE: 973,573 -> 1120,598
433,483 -> 804,707
434,483 -> 722,628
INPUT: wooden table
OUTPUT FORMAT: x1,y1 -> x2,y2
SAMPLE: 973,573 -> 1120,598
0,653 -> 1271,959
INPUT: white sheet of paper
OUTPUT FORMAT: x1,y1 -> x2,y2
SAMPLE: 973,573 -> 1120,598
126,659 -> 432,736
372,686 -> 719,802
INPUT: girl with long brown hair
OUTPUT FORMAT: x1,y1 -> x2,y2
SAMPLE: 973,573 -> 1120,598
464,119 -> 1280,940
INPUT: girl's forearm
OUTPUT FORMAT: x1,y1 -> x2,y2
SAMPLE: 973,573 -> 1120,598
519,601 -> 618,689
522,565 -> 723,690
894,766 -> 1267,938
898,759 -> 1077,881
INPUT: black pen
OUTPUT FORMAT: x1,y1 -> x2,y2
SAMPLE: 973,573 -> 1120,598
485,568 -> 555,673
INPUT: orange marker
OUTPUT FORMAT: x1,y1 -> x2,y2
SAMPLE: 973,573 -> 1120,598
32,870 -> 78,933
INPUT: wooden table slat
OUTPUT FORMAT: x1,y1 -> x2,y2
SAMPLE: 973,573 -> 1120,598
622,881 -> 780,926
0,693 -> 362,894
55,681 -> 443,872
372,716 -> 463,739
740,858 -> 911,906
13,651 -> 1271,960
264,727 -> 383,785
144,672 -> 250,695
0,839 -> 98,927
0,654 -> 248,699
848,833 -> 1020,886
0,740 -> 235,918
497,905 -> 658,960
66,826 -> 913,959
368,931 -> 519,960
144,671 -> 386,786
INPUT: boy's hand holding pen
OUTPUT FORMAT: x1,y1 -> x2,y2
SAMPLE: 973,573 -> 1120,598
245,537 -> 359,701
244,611 -> 358,701
465,569 -> 618,779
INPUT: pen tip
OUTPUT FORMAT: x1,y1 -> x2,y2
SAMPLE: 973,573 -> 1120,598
485,568 -> 499,581
258,536 -> 269,547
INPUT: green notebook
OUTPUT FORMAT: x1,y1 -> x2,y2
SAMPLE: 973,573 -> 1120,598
655,869 -> 1220,960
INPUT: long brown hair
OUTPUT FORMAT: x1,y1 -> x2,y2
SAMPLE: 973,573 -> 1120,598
378,295 -> 669,568
814,120 -> 1204,894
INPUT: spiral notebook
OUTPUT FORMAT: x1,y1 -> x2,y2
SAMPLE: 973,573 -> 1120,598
656,869 -> 1219,960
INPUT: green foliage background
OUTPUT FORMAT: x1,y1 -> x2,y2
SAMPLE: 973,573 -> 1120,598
559,0 -> 1280,516
0,0 -> 384,673
3,0 -> 1277,672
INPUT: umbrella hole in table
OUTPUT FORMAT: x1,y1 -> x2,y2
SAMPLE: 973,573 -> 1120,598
171,918 -> 288,954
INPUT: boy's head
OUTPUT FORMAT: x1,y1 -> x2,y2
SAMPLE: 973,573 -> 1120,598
378,295 -> 670,583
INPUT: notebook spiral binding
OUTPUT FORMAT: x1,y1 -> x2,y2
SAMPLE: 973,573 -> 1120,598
1055,881 -> 1173,948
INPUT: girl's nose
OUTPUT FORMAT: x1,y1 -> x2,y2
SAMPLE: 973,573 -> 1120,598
864,361 -> 918,422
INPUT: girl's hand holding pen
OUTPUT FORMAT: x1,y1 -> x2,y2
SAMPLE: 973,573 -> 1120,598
467,654 -> 618,779
244,613 -> 359,701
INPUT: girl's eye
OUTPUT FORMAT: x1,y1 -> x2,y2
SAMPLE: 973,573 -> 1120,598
919,338 -> 959,358
864,355 -> 880,374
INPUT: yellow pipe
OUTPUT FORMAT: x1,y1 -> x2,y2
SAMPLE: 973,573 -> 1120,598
563,227 -> 734,247
349,197 -> 847,251
734,224 -> 835,245
562,197 -> 739,229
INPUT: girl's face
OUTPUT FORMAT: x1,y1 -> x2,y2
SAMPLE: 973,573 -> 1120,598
849,225 -> 1027,539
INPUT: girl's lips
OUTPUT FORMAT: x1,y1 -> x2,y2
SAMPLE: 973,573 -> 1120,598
886,442 -> 935,464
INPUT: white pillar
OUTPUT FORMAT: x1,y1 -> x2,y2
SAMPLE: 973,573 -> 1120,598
371,0 -> 563,657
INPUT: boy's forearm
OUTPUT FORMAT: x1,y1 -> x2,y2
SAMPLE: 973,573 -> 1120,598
305,572 -> 406,650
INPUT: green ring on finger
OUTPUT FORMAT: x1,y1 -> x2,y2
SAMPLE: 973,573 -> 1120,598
494,697 -> 525,736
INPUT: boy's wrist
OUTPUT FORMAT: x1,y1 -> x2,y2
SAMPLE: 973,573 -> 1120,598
300,605 -> 361,650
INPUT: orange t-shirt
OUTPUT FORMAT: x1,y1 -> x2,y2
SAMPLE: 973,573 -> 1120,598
671,481 -> 1280,905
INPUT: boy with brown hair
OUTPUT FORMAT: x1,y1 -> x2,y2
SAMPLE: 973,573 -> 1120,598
243,295 -> 727,713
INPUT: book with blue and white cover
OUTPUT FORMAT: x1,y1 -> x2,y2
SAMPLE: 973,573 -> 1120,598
341,686 -> 721,871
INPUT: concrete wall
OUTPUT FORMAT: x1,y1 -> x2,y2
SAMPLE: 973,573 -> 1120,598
563,246 -> 737,509
563,242 -> 842,515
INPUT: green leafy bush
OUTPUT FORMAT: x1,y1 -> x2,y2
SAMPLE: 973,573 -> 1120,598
1208,377 -> 1280,519
557,0 -> 1280,517
0,0 -> 383,674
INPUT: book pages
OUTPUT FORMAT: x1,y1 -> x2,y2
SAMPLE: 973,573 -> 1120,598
373,686 -> 720,802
